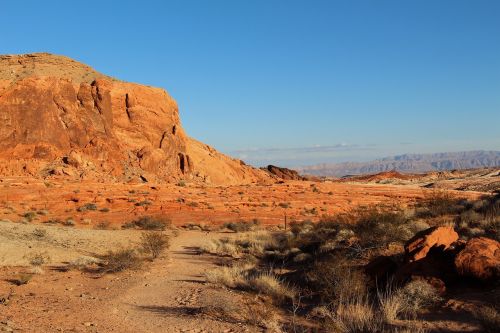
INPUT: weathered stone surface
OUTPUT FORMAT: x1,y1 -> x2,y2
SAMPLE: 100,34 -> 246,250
263,165 -> 306,181
0,53 -> 271,184
405,226 -> 459,262
455,237 -> 500,282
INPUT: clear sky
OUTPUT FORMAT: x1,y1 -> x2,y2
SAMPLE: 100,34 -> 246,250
2,0 -> 499,166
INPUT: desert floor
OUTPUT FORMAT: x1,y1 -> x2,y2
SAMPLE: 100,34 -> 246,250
0,228 -> 258,333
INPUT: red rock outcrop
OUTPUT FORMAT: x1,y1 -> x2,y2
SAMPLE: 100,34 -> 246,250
455,237 -> 500,282
263,165 -> 307,181
404,226 -> 459,262
0,53 -> 271,184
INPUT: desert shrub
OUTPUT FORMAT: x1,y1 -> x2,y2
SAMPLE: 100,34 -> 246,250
95,221 -> 110,230
32,228 -> 47,239
328,297 -> 382,333
201,238 -> 239,257
352,207 -> 411,250
62,218 -> 75,226
177,180 -> 186,187
23,211 -> 37,222
289,220 -> 314,236
377,285 -> 407,323
278,202 -> 290,209
140,232 -> 170,259
223,219 -> 260,232
99,207 -> 110,213
455,194 -> 499,240
307,255 -> 368,304
474,305 -> 500,333
135,200 -> 152,207
98,248 -> 142,273
25,251 -> 51,267
68,256 -> 102,270
241,297 -> 283,331
205,264 -> 251,289
416,190 -> 463,217
122,216 -> 171,230
182,222 -> 211,231
249,272 -> 295,301
77,203 -> 98,212
182,222 -> 202,230
398,280 -> 442,317
44,218 -> 62,225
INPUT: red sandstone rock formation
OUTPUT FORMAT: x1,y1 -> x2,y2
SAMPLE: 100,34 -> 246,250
0,53 -> 270,184
404,226 -> 459,262
455,237 -> 500,282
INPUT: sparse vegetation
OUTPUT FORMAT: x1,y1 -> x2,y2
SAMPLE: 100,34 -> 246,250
201,193 -> 499,331
140,231 -> 170,259
474,305 -> 500,333
23,211 -> 37,222
25,251 -> 51,267
135,200 -> 152,207
223,219 -> 261,233
77,203 -> 98,212
122,216 -> 171,230
97,248 -> 142,273
95,221 -> 110,229
32,228 -> 47,239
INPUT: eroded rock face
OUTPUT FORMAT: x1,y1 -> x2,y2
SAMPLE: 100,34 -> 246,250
405,226 -> 459,262
455,237 -> 500,282
0,53 -> 270,184
263,165 -> 306,181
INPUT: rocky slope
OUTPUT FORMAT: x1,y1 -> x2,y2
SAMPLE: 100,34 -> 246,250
0,53 -> 271,184
297,151 -> 500,177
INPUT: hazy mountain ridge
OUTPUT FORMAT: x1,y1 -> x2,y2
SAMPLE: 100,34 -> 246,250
296,151 -> 500,177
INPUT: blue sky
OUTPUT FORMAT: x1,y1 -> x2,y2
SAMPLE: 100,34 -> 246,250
2,0 -> 499,166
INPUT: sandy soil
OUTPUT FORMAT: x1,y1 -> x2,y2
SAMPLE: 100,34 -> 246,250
0,229 -> 256,333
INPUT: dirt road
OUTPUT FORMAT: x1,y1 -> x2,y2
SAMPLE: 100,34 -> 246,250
0,229 -> 254,333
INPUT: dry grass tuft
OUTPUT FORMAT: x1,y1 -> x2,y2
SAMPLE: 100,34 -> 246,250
474,305 -> 500,333
249,272 -> 295,301
205,264 -> 251,289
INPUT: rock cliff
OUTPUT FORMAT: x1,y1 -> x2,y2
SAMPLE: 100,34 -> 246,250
0,53 -> 270,184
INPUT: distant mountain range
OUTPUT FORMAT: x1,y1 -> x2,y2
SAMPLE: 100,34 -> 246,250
296,151 -> 500,177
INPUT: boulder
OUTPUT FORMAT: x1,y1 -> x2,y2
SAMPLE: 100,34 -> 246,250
405,226 -> 458,262
263,165 -> 306,181
455,237 -> 500,282
395,246 -> 458,294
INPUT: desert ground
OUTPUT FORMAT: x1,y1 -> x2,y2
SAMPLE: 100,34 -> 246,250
0,170 -> 498,332
0,174 -> 488,229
